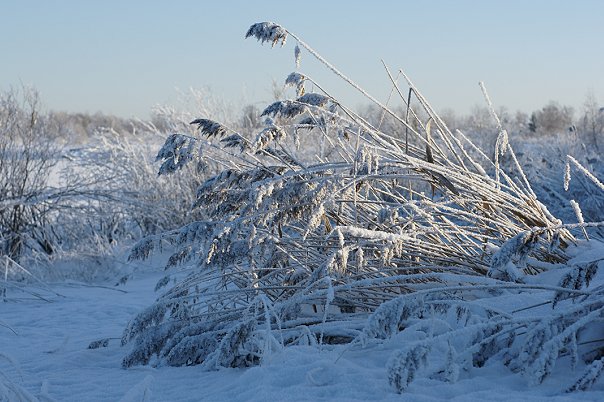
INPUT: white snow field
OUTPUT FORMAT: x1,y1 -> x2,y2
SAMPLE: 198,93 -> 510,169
2,242 -> 604,401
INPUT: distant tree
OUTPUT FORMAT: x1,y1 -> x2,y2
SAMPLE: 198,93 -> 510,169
496,105 -> 511,127
581,91 -> 603,150
528,112 -> 538,133
241,104 -> 261,130
532,101 -> 574,136
511,110 -> 529,135
463,106 -> 494,133
271,78 -> 285,101
439,108 -> 458,131
459,106 -> 498,151
360,103 -> 412,140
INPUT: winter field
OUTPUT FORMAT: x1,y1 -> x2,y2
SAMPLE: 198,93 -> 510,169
2,22 -> 604,401
2,247 -> 604,402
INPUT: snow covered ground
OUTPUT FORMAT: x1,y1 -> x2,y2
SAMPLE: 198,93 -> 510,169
2,245 -> 604,402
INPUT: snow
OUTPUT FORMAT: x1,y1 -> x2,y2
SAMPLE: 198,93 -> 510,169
1,243 -> 604,401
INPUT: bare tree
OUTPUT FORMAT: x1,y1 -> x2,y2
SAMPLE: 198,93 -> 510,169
581,91 -> 603,150
241,104 -> 261,131
438,108 -> 458,131
0,88 -> 62,260
532,101 -> 575,136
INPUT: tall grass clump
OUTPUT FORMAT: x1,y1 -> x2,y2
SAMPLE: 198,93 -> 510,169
122,21 -> 604,392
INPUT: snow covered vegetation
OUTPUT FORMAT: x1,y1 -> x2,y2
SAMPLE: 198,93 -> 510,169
2,21 -> 604,401
119,21 -> 604,395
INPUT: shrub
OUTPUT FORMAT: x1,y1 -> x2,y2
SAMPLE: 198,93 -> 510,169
0,88 -> 64,261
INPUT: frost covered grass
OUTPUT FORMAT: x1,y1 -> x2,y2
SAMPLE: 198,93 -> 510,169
119,21 -> 604,394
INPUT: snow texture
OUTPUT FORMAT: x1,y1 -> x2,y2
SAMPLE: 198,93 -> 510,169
2,241 -> 603,401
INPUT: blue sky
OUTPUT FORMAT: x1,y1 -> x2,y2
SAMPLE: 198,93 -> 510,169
1,0 -> 603,118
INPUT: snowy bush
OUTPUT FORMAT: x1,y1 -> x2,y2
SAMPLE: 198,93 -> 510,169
0,86 -> 217,282
0,88 -> 64,261
61,127 -> 206,249
121,20 -> 604,393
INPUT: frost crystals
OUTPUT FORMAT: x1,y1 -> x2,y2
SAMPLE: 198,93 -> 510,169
245,22 -> 287,47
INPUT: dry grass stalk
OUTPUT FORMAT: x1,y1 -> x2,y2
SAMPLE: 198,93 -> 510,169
123,21 -> 582,371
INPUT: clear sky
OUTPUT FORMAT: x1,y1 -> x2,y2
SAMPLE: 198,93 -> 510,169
1,0 -> 603,119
